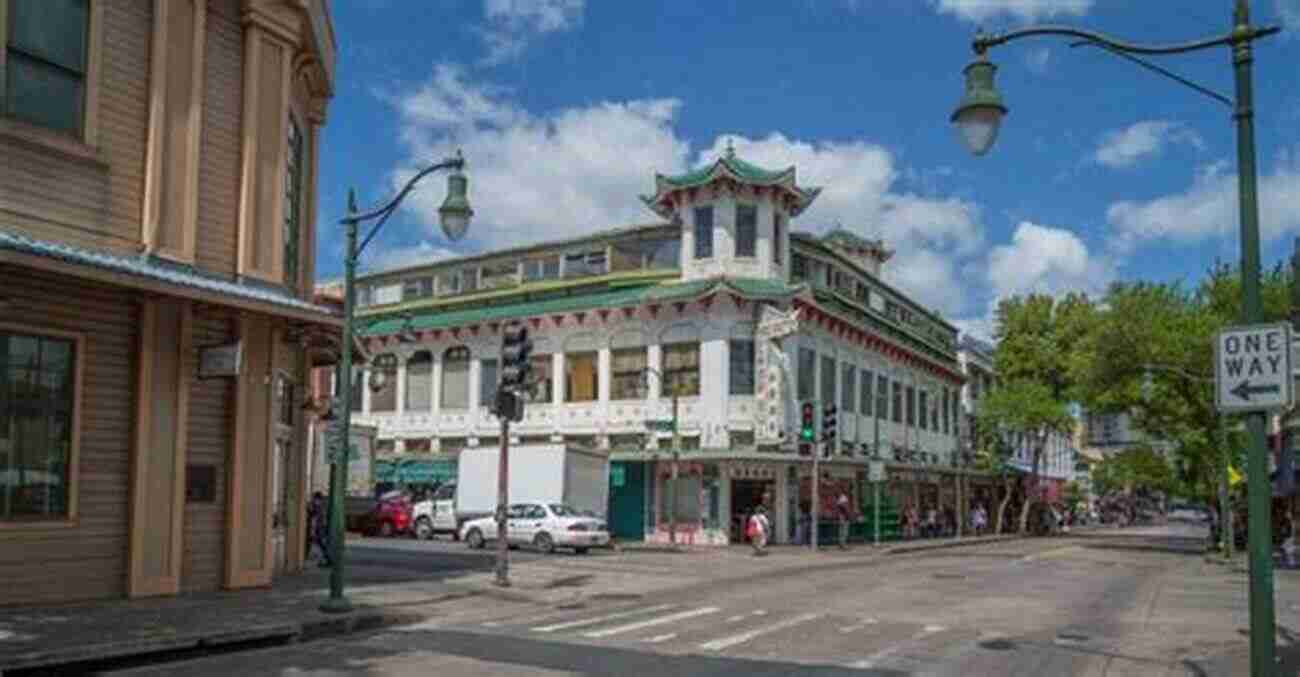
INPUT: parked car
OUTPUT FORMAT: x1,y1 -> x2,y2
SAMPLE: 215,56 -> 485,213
360,494 -> 413,537
1167,503 -> 1209,523
459,502 -> 609,554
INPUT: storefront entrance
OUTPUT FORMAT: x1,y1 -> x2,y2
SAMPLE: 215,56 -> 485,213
730,479 -> 773,542
608,462 -> 646,540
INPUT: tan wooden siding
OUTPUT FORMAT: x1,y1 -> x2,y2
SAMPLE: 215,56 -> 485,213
0,267 -> 136,606
94,0 -> 151,248
183,312 -> 234,593
195,0 -> 243,276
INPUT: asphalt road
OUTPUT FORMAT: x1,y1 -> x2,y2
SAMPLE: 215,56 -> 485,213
119,524 -> 1299,676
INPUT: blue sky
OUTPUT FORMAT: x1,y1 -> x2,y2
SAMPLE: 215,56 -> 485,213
315,0 -> 1300,339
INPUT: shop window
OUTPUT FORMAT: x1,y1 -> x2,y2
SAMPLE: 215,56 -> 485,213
819,356 -> 836,405
735,204 -> 757,257
374,439 -> 395,457
565,352 -> 598,403
662,342 -> 700,397
370,354 -> 398,412
728,340 -> 755,396
439,437 -> 467,454
693,207 -> 714,259
730,430 -> 755,447
4,0 -> 89,135
609,434 -> 645,451
841,364 -> 856,413
0,332 -> 76,521
797,347 -> 815,400
660,475 -> 702,523
524,256 -> 560,282
406,351 -> 432,411
611,347 -> 647,400
441,347 -> 470,410
526,354 -> 553,403
480,358 -> 498,409
405,438 -> 431,454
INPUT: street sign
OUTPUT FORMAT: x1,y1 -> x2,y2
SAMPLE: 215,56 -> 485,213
756,306 -> 802,341
868,460 -> 886,483
1215,323 -> 1294,413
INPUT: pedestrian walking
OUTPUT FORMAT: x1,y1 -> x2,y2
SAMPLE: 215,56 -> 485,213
1278,513 -> 1296,569
747,506 -> 770,556
925,506 -> 938,538
310,491 -> 333,568
835,491 -> 852,550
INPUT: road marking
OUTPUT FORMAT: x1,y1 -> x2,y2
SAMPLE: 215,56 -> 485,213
698,612 -> 822,651
839,618 -> 879,633
850,624 -> 948,669
582,607 -> 721,638
727,610 -> 767,623
645,633 -> 677,643
531,603 -> 677,633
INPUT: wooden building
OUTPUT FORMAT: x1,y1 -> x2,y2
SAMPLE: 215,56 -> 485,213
0,0 -> 339,605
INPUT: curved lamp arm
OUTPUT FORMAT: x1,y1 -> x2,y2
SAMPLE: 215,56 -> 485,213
972,24 -> 1277,58
345,150 -> 467,256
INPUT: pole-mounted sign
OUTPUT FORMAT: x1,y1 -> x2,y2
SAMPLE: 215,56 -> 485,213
1215,322 -> 1293,413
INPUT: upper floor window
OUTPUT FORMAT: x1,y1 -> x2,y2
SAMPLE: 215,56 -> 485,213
941,387 -> 950,435
402,276 -> 433,301
918,390 -> 928,430
611,347 -> 647,400
891,380 -> 902,424
1,332 -> 77,521
370,354 -> 397,413
729,340 -> 755,396
876,373 -> 888,420
662,342 -> 700,397
441,346 -> 470,410
791,253 -> 808,282
860,369 -> 872,416
479,358 -> 498,409
906,386 -> 916,426
773,213 -> 784,264
564,251 -> 606,278
693,207 -> 714,259
524,256 -> 560,282
527,353 -> 553,403
565,352 -> 598,403
819,355 -> 836,405
284,117 -> 304,287
3,0 -> 89,136
735,205 -> 757,257
796,348 -> 816,400
407,351 -> 432,411
841,364 -> 856,413
480,261 -> 518,290
612,236 -> 681,272
438,270 -> 462,296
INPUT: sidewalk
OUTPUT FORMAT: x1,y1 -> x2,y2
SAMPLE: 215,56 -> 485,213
0,533 -> 1018,673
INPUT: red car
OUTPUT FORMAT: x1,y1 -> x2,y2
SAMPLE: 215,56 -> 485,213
362,495 -> 413,537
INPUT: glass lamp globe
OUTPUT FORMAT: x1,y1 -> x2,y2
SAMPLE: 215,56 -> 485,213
951,57 -> 1008,157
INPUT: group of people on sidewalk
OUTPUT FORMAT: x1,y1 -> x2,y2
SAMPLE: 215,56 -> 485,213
748,491 -> 857,555
306,491 -> 333,568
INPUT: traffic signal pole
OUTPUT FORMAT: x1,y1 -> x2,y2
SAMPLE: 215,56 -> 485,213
494,320 -> 533,588
495,416 -> 510,587
811,440 -> 820,552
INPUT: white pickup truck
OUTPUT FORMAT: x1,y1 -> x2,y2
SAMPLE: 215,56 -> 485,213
411,444 -> 608,540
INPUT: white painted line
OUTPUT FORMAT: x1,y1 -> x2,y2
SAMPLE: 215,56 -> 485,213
725,615 -> 746,623
850,624 -> 947,669
752,610 -> 768,616
924,624 -> 947,633
531,603 -> 677,633
645,633 -> 677,644
582,607 -> 721,638
698,612 -> 822,651
839,618 -> 879,634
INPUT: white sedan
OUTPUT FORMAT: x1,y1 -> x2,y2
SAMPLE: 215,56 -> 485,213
460,502 -> 610,554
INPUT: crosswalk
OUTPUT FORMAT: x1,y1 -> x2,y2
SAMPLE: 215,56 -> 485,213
459,599 -> 973,671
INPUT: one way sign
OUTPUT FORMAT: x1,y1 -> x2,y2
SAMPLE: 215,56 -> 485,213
1215,323 -> 1294,413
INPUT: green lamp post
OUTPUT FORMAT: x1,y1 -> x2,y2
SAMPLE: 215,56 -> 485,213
950,3 -> 1279,672
322,151 -> 473,614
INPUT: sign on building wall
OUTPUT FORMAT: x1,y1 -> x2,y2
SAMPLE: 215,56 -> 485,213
197,341 -> 242,378
755,306 -> 802,446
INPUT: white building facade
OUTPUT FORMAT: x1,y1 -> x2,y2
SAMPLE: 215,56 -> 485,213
340,149 -> 977,544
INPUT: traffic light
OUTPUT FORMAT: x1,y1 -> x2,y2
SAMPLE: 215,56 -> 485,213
499,321 -> 533,422
800,402 -> 816,441
822,403 -> 837,443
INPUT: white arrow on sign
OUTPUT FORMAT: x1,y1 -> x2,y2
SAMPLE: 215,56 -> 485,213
1215,322 -> 1294,413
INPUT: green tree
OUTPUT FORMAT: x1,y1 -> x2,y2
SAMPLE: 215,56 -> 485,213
1091,445 -> 1175,498
976,380 -> 1075,533
988,293 -> 1093,534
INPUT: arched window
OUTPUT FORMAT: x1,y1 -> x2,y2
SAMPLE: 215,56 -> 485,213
441,346 -> 470,410
406,351 -> 433,411
370,354 -> 398,412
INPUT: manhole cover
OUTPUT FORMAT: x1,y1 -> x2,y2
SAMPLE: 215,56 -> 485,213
978,639 -> 1016,651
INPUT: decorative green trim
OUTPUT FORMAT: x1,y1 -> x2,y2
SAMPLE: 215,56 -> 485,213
357,269 -> 680,317
640,149 -> 822,219
810,288 -> 960,368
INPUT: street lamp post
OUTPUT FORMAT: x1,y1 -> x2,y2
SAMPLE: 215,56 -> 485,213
322,151 -> 473,614
952,4 -> 1280,671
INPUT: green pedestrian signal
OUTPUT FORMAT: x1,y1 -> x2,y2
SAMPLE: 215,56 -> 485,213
800,401 -> 815,441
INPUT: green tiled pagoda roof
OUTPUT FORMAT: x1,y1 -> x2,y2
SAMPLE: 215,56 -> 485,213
358,276 -> 800,337
641,145 -> 822,219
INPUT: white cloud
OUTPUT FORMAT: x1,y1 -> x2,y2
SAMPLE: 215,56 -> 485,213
931,0 -> 1092,23
1106,149 -> 1300,253
987,221 -> 1114,301
479,0 -> 585,65
1278,0 -> 1300,32
1092,120 -> 1204,169
1025,47 -> 1052,74
385,66 -> 989,317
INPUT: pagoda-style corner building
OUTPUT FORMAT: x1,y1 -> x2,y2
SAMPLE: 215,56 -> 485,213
319,148 -> 971,546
